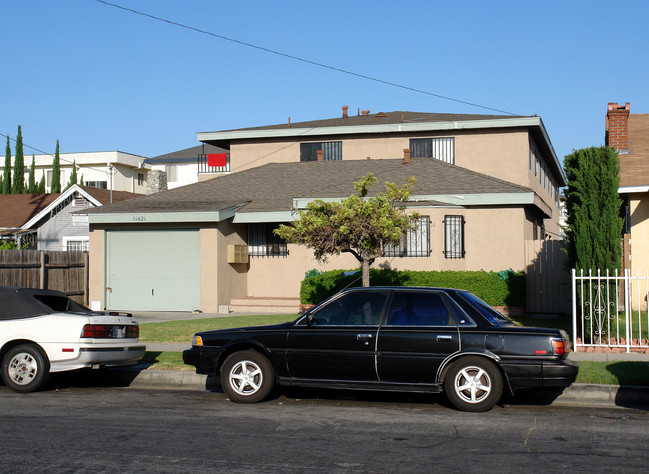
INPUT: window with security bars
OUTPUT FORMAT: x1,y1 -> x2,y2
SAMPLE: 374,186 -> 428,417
248,223 -> 288,257
444,215 -> 465,259
300,141 -> 342,162
64,239 -> 89,251
410,137 -> 455,164
384,216 -> 430,257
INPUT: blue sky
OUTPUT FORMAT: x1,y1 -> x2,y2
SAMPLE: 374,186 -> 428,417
2,0 -> 648,166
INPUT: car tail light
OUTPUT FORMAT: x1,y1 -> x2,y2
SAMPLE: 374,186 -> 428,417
81,324 -> 139,339
551,338 -> 566,355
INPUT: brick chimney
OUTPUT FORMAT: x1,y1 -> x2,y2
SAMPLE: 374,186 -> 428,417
342,106 -> 348,118
606,102 -> 630,152
403,148 -> 411,164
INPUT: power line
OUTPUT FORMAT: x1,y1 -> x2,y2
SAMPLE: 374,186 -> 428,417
95,0 -> 518,116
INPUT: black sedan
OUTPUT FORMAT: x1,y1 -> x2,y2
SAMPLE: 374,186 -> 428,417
183,287 -> 578,412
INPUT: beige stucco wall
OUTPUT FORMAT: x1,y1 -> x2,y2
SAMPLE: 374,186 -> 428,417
245,207 -> 529,299
227,130 -> 561,236
88,227 -> 104,310
630,193 -> 649,276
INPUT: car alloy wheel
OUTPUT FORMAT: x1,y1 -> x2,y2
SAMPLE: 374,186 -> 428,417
444,356 -> 502,412
1,344 -> 50,393
220,350 -> 274,403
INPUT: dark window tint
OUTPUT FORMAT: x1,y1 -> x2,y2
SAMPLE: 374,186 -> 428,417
386,291 -> 456,326
311,291 -> 388,326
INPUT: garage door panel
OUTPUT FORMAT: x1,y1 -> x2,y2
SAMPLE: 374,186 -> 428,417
106,229 -> 200,311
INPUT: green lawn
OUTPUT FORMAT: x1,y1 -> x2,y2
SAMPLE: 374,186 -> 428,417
139,314 -> 298,343
139,314 -> 649,386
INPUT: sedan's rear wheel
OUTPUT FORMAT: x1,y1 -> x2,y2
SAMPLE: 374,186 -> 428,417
220,350 -> 274,403
444,356 -> 502,412
1,344 -> 50,393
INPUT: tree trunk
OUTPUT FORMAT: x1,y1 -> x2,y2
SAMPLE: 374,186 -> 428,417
361,258 -> 371,287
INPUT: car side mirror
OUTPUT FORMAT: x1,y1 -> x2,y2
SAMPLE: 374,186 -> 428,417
306,312 -> 314,327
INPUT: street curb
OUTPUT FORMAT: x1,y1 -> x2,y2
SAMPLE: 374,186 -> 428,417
111,368 -> 649,408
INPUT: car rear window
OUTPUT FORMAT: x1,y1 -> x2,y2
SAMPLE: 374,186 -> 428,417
33,295 -> 89,313
457,291 -> 510,325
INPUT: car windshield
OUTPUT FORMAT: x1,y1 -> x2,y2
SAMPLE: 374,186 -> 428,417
457,291 -> 511,325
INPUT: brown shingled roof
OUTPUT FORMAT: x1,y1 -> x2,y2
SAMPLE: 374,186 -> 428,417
87,158 -> 534,216
0,194 -> 59,229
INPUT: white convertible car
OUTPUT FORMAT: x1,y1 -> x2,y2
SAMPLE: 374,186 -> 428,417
0,286 -> 145,393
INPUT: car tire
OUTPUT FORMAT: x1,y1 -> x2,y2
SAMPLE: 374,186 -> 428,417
1,344 -> 51,393
444,356 -> 502,412
220,350 -> 274,403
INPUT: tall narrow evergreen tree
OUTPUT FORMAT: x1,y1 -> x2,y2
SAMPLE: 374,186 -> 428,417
37,175 -> 45,193
11,125 -> 24,194
51,140 -> 61,193
2,136 -> 11,194
564,146 -> 623,272
27,155 -> 37,193
64,160 -> 78,190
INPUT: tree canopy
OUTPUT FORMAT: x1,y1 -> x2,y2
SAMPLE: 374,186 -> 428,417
275,173 -> 418,287
564,146 -> 623,272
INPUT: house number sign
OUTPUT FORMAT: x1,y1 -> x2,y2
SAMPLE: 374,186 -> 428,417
133,216 -> 146,222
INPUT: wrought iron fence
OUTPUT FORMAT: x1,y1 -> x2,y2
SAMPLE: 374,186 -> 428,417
572,269 -> 649,353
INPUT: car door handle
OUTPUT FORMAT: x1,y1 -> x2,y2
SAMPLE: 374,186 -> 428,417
436,335 -> 453,341
357,334 -> 374,345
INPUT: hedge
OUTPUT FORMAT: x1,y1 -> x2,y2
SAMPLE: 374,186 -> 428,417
300,269 -> 525,307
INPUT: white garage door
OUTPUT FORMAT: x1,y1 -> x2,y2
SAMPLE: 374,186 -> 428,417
105,229 -> 200,311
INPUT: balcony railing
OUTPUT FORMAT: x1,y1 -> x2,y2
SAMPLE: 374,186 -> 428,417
198,153 -> 230,174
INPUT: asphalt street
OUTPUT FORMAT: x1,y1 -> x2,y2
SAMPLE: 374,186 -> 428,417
1,387 -> 648,473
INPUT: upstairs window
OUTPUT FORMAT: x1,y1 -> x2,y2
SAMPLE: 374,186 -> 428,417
300,141 -> 342,162
444,215 -> 465,259
165,165 -> 177,182
410,137 -> 455,164
384,216 -> 430,257
248,223 -> 288,257
85,181 -> 107,189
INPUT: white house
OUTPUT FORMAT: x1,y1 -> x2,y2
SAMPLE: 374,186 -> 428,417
2,151 -> 150,194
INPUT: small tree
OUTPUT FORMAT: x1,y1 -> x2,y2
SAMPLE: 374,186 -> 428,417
27,155 -> 37,193
51,140 -> 61,193
564,146 -> 623,272
64,160 -> 78,191
275,173 -> 418,287
11,125 -> 24,194
37,175 -> 45,193
2,136 -> 11,194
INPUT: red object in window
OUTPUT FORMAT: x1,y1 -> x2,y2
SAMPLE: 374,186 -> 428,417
207,153 -> 227,167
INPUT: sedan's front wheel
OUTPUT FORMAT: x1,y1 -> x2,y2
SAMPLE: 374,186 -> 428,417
444,356 -> 502,412
1,344 -> 50,393
220,350 -> 274,403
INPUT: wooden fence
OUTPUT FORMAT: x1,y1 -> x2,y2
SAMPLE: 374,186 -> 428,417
0,250 -> 89,304
524,239 -> 571,315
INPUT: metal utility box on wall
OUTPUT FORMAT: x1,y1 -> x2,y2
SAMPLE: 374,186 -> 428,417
227,244 -> 249,263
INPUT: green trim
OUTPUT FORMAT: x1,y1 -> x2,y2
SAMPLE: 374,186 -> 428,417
233,211 -> 295,223
88,209 -> 237,224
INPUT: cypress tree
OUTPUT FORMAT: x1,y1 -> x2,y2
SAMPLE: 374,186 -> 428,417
64,160 -> 78,191
51,140 -> 61,193
27,155 -> 37,193
37,175 -> 45,193
2,136 -> 11,194
564,147 -> 623,272
11,125 -> 24,194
